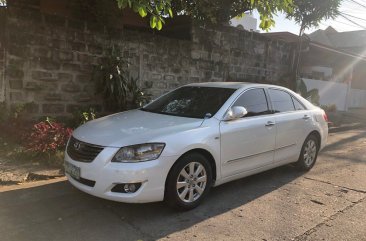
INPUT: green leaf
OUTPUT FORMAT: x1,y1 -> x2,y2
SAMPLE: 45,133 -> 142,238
138,8 -> 147,17
156,19 -> 162,30
168,8 -> 173,17
150,16 -> 157,28
158,3 -> 163,11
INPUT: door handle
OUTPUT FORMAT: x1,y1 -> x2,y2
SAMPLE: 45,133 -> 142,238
302,115 -> 311,120
265,121 -> 276,127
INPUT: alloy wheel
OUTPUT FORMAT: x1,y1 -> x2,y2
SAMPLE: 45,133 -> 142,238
176,162 -> 207,203
303,139 -> 317,166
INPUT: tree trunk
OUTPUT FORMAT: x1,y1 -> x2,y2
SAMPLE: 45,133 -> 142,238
291,23 -> 305,92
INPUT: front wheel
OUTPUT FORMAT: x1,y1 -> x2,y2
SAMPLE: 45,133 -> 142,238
165,152 -> 213,210
296,134 -> 319,171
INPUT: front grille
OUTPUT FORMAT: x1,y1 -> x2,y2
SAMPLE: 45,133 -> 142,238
67,136 -> 104,163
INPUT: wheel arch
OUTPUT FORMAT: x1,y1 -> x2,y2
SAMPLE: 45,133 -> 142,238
174,148 -> 217,181
308,130 -> 321,148
164,148 -> 217,197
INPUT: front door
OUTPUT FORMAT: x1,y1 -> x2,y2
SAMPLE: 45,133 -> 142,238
220,88 -> 276,178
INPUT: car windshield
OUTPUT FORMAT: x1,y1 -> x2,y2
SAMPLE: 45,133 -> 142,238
141,86 -> 235,118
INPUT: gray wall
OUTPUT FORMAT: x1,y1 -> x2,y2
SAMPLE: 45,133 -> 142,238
1,2 -> 293,117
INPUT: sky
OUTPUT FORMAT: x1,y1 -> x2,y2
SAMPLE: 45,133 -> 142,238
252,0 -> 366,34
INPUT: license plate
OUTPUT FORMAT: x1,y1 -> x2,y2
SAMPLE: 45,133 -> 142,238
64,161 -> 80,180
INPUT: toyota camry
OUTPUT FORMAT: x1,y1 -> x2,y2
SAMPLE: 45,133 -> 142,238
64,82 -> 328,210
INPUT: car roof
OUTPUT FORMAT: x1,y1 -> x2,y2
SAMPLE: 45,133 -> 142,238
185,82 -> 315,110
185,82 -> 281,90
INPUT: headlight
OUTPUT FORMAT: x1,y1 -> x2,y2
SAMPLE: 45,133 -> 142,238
112,143 -> 165,163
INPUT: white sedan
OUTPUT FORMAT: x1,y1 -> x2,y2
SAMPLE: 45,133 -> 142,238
64,82 -> 328,210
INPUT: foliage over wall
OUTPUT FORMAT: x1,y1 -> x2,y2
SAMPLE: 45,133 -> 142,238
115,0 -> 293,30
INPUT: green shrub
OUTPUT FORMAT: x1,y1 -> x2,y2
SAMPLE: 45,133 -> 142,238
321,104 -> 337,112
93,46 -> 151,111
68,107 -> 97,128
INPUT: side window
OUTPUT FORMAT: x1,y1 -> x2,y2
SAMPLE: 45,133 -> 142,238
233,88 -> 270,117
292,97 -> 306,110
268,89 -> 295,113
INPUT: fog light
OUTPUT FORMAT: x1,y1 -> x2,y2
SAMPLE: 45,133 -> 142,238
111,183 -> 142,193
124,183 -> 136,193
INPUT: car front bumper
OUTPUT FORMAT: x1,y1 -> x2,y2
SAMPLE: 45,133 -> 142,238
64,147 -> 179,203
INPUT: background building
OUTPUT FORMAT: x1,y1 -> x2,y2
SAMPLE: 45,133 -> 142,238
230,13 -> 258,32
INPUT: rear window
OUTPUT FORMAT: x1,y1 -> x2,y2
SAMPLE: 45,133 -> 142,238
292,97 -> 306,110
268,89 -> 295,113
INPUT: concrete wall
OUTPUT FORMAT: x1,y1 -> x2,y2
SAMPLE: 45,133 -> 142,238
2,1 -> 293,117
0,7 -> 5,102
0,42 -> 5,103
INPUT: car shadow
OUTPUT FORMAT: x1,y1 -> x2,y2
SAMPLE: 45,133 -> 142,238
0,165 -> 304,241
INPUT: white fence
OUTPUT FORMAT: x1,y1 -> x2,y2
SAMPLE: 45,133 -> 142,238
302,78 -> 366,111
348,88 -> 366,108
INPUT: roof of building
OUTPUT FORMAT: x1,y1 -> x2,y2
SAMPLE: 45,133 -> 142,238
262,27 -> 366,57
307,29 -> 333,46
308,27 -> 366,49
261,31 -> 300,43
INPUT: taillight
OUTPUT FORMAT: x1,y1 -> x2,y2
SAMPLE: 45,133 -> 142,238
323,113 -> 329,123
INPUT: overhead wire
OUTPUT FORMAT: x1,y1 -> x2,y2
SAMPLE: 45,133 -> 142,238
344,0 -> 366,9
338,13 -> 366,29
341,12 -> 366,22
312,0 -> 366,31
333,19 -> 364,28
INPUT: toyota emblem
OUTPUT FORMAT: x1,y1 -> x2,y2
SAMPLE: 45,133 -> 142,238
73,142 -> 81,150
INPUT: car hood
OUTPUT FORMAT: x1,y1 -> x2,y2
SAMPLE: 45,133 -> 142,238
72,109 -> 203,147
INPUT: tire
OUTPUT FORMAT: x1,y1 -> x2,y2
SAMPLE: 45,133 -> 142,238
296,134 -> 319,171
165,152 -> 213,210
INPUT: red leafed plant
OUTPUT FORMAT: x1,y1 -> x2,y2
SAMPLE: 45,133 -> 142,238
26,118 -> 73,154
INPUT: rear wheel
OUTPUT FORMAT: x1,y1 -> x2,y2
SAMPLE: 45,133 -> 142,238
296,134 -> 319,171
165,152 -> 213,210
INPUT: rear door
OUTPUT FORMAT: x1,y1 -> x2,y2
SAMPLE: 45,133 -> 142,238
220,88 -> 276,178
267,88 -> 313,164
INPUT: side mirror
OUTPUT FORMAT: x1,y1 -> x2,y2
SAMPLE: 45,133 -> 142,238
224,106 -> 248,121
